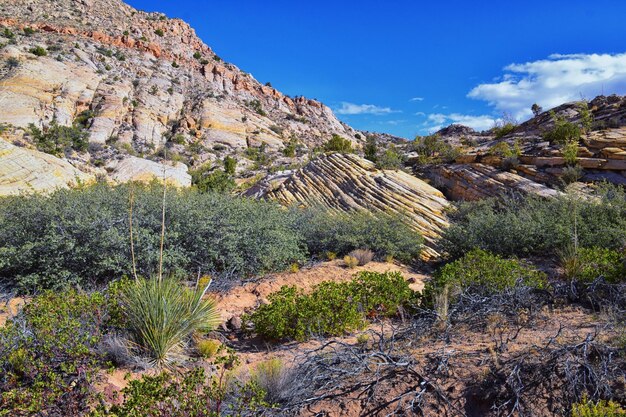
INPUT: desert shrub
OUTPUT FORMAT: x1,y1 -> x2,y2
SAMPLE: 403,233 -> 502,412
364,137 -> 378,162
323,134 -> 353,153
251,359 -> 296,404
423,249 -> 548,306
562,247 -> 626,284
493,122 -> 517,139
545,113 -> 581,145
246,271 -> 415,341
154,29 -> 164,37
246,99 -> 266,116
0,184 -> 307,293
23,27 -> 35,36
375,146 -> 403,170
571,395 -> 626,417
441,185 -> 626,259
190,164 -> 236,193
350,271 -> 415,317
562,164 -> 584,184
343,255 -> 358,268
562,140 -> 579,165
197,339 -> 221,358
0,290 -> 106,415
326,251 -> 337,261
488,141 -> 514,158
293,208 -> 423,263
224,155 -> 237,174
2,28 -> 15,39
29,46 -> 47,56
93,366 -> 267,417
5,56 -> 19,69
121,276 -> 219,368
411,134 -> 460,164
348,249 -> 374,266
27,121 -> 89,155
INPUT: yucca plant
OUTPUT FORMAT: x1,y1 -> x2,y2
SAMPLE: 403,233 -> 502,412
122,276 -> 220,368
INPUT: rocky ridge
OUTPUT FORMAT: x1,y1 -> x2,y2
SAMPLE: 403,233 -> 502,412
261,153 -> 450,259
0,0 -> 363,192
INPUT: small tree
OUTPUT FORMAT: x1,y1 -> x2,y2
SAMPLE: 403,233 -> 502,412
531,103 -> 542,117
364,137 -> 378,162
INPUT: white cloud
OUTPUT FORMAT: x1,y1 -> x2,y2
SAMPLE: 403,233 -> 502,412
336,102 -> 399,115
468,52 -> 626,119
410,97 -> 424,101
423,113 -> 499,132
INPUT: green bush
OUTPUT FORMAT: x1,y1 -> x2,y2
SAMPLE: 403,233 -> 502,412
544,113 -> 581,145
0,184 -> 306,293
224,155 -> 237,174
27,121 -> 89,156
246,99 -> 266,116
375,146 -> 403,170
190,164 -> 236,193
350,271 -> 415,317
154,29 -> 164,37
423,249 -> 548,305
323,134 -> 353,153
493,122 -> 517,139
0,290 -> 106,415
441,186 -> 626,259
29,46 -> 47,56
292,208 -> 423,263
93,367 -> 267,416
411,134 -> 460,164
122,277 -> 219,368
565,247 -> 626,284
571,395 -> 626,417
488,142 -> 514,158
246,271 -> 415,341
364,136 -> 378,162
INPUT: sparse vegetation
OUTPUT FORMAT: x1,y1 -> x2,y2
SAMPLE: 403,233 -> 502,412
544,111 -> 582,145
348,249 -> 374,266
29,46 -> 47,56
323,134 -> 353,153
411,134 -> 460,164
27,121 -> 89,156
246,99 -> 267,116
154,29 -> 164,37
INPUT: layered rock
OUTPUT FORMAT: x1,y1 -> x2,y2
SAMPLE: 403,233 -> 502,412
426,96 -> 626,188
0,138 -> 94,195
264,153 -> 450,259
425,163 -> 562,201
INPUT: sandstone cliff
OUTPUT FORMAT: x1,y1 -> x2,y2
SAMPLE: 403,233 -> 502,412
0,0 -> 361,193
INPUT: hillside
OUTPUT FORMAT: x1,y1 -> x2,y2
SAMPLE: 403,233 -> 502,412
0,0 -> 364,192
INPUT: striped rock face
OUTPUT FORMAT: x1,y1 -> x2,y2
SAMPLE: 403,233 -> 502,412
265,153 -> 450,260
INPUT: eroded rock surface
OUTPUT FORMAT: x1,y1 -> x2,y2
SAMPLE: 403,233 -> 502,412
0,138 -> 94,195
264,154 -> 450,259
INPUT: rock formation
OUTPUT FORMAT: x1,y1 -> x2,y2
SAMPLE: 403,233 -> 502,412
425,163 -> 562,201
263,153 -> 450,259
0,0 -> 362,193
0,137 -> 94,195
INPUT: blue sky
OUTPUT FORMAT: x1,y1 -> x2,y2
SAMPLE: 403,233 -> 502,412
127,0 -> 626,138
